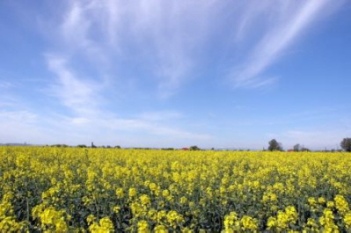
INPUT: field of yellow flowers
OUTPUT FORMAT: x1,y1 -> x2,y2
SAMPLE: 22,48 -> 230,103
1,146 -> 351,232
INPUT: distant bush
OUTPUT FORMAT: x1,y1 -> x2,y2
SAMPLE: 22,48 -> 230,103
189,145 -> 200,151
341,138 -> 351,152
51,144 -> 69,148
268,139 -> 283,151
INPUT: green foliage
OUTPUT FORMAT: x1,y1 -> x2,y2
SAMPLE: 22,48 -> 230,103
293,144 -> 310,152
340,138 -> 351,152
51,144 -> 69,148
268,139 -> 283,151
189,145 -> 200,151
293,144 -> 301,152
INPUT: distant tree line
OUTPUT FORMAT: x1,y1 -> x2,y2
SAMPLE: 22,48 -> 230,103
292,144 -> 310,152
46,138 -> 351,152
266,137 -> 351,152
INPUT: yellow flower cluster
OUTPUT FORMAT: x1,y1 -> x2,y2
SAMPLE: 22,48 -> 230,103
223,211 -> 258,232
1,146 -> 351,231
87,215 -> 114,233
32,205 -> 69,232
267,205 -> 298,230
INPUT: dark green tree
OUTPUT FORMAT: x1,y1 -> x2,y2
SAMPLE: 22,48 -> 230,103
293,144 -> 301,152
341,138 -> 351,152
189,145 -> 200,151
268,139 -> 283,151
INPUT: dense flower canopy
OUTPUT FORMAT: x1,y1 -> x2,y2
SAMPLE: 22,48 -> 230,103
1,147 -> 351,231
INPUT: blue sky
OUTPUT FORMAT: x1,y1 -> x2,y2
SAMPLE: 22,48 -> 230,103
1,0 -> 351,150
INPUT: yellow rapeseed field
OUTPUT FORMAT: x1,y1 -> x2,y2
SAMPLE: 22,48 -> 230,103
1,146 -> 351,232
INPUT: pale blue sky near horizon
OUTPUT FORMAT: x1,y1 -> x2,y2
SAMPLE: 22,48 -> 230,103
1,0 -> 351,150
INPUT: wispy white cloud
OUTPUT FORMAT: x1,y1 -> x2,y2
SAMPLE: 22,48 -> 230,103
2,0 -> 348,148
49,0 -> 223,96
0,107 -> 210,146
48,112 -> 211,146
118,0 -> 214,95
340,117 -> 351,131
229,0 -> 336,88
0,110 -> 42,144
264,106 -> 351,150
139,110 -> 183,122
0,81 -> 20,108
0,110 -> 37,123
0,98 -> 11,108
234,1 -> 272,41
50,0 -> 343,93
0,81 -> 13,89
106,116 -> 210,140
61,1 -> 90,47
33,0 -> 347,147
46,54 -> 101,115
280,129 -> 350,150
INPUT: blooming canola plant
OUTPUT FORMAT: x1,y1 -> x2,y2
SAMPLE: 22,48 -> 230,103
0,147 -> 351,232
